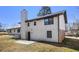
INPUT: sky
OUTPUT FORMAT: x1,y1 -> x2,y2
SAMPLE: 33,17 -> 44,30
0,6 -> 79,27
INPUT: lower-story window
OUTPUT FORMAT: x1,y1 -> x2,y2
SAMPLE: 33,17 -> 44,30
47,31 -> 52,38
17,28 -> 20,33
9,29 -> 11,33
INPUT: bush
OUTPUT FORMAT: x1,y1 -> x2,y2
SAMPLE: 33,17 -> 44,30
75,31 -> 79,37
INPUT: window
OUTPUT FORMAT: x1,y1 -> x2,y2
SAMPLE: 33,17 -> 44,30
17,28 -> 20,33
28,23 -> 29,26
49,18 -> 53,24
47,31 -> 52,38
34,22 -> 36,26
9,29 -> 11,33
44,18 -> 53,25
44,18 -> 49,25
14,29 -> 15,32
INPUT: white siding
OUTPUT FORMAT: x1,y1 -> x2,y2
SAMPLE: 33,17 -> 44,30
21,9 -> 28,39
59,14 -> 65,42
10,29 -> 20,35
24,16 -> 59,42
59,15 -> 65,30
7,28 -> 21,38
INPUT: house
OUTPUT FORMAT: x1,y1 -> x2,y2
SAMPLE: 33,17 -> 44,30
65,24 -> 72,36
65,20 -> 79,36
7,7 -> 67,43
71,20 -> 79,35
7,24 -> 21,38
21,7 -> 67,43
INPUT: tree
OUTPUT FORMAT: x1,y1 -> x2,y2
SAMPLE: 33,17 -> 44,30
75,24 -> 79,37
0,23 -> 2,32
37,6 -> 52,16
76,29 -> 79,37
0,23 -> 2,28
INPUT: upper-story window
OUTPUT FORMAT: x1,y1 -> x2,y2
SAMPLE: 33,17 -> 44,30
44,18 -> 49,25
28,23 -> 29,26
34,22 -> 36,26
44,17 -> 54,25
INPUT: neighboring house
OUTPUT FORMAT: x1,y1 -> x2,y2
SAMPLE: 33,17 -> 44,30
65,24 -> 72,36
65,20 -> 79,36
21,7 -> 67,43
7,24 -> 21,38
71,20 -> 79,35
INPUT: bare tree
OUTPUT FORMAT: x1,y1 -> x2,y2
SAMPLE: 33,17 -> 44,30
0,23 -> 6,32
0,23 -> 2,31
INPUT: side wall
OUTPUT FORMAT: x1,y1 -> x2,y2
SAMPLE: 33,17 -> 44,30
59,14 -> 65,43
25,16 -> 59,42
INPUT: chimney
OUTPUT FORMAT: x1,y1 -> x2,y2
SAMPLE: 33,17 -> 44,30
21,9 -> 28,39
21,9 -> 28,22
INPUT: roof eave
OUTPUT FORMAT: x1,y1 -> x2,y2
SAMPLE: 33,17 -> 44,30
25,10 -> 67,23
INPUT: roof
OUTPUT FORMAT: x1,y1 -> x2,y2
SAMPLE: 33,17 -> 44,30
25,10 -> 67,23
7,24 -> 21,30
7,27 -> 21,30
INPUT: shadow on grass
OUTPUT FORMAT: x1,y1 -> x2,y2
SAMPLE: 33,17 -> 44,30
11,35 -> 79,51
11,37 -> 21,40
35,38 -> 79,51
62,38 -> 79,51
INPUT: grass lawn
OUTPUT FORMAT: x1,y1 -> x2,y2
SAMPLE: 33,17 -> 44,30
0,32 -> 8,35
0,34 -> 79,52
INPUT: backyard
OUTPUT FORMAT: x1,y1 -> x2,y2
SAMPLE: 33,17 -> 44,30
0,33 -> 79,52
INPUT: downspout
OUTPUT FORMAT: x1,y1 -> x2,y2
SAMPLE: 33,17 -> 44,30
58,15 -> 59,43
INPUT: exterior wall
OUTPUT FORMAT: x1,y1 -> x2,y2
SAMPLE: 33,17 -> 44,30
21,9 -> 28,40
21,20 -> 27,39
21,10 -> 66,43
24,16 -> 59,42
7,28 -> 21,38
59,14 -> 65,42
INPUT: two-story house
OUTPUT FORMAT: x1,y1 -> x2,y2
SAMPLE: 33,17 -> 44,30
21,7 -> 67,43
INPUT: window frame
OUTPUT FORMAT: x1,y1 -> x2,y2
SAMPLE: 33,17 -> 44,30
44,18 -> 49,25
34,21 -> 36,26
47,31 -> 52,38
44,17 -> 54,25
17,28 -> 20,33
28,22 -> 29,26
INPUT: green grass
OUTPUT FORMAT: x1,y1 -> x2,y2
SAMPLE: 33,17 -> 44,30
0,35 -> 79,52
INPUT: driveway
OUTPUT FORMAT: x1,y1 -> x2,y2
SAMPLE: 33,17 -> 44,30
15,40 -> 36,45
